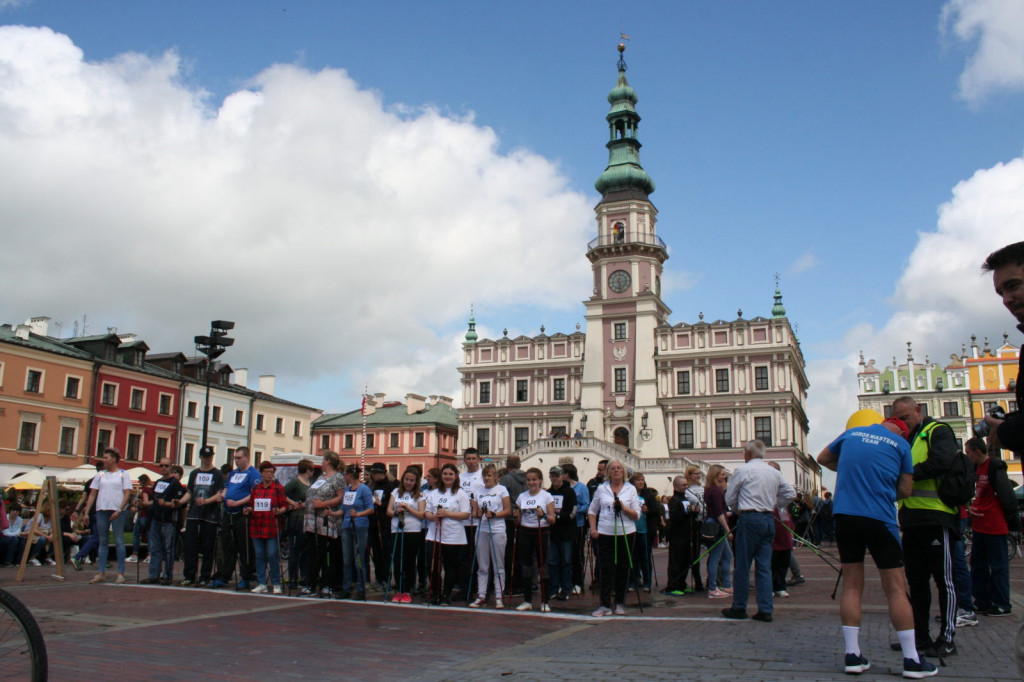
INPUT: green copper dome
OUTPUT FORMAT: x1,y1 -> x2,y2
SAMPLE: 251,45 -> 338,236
594,46 -> 655,197
771,287 -> 787,318
465,312 -> 478,343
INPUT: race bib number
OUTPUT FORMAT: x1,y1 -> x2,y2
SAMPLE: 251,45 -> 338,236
253,498 -> 271,512
196,473 -> 213,486
523,497 -> 537,509
437,496 -> 449,509
310,478 -> 326,490
230,473 -> 248,484
373,489 -> 384,502
553,495 -> 564,511
343,491 -> 357,506
154,481 -> 169,494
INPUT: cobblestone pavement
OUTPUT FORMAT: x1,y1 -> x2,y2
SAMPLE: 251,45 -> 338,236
2,544 -> 1021,680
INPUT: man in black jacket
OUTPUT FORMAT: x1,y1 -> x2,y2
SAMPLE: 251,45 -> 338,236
662,475 -> 694,596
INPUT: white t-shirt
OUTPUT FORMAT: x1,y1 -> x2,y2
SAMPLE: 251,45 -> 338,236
425,488 -> 470,545
460,469 -> 484,526
390,491 -> 424,534
516,489 -> 555,529
475,484 -> 509,535
588,481 -> 642,536
90,469 -> 133,511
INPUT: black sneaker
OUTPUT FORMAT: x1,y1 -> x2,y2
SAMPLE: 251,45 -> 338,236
721,607 -> 747,619
982,605 -> 1012,617
787,576 -> 806,586
902,657 -> 938,679
178,578 -> 194,587
298,586 -> 316,597
139,577 -> 159,585
197,580 -> 208,588
844,653 -> 870,674
923,638 -> 956,659
751,611 -> 773,623
355,591 -> 366,601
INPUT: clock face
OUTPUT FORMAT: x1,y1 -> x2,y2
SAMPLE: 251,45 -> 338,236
608,270 -> 631,293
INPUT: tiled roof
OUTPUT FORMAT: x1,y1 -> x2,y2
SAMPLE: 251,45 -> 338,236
313,402 -> 458,429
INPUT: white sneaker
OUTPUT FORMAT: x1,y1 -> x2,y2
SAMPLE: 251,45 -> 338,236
515,602 -> 532,611
592,606 -> 612,617
45,558 -> 56,566
494,599 -> 504,609
84,557 -> 93,565
143,557 -> 151,564
251,584 -> 268,594
469,597 -> 486,608
540,603 -> 551,613
272,585 -> 283,595
774,590 -> 790,598
614,604 -> 626,616
28,559 -> 41,567
126,556 -> 138,563
572,585 -> 582,595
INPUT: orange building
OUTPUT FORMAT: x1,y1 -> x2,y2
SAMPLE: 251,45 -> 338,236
965,334 -> 1021,481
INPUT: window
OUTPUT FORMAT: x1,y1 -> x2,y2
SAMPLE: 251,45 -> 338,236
983,401 -> 998,413
275,417 -> 284,434
255,413 -> 265,431
388,464 -> 398,480
187,401 -> 198,418
755,366 -> 769,391
59,426 -> 76,454
366,433 -> 375,449
943,402 -> 959,417
65,376 -> 81,399
130,388 -> 145,411
227,447 -> 236,461
320,435 -> 330,450
389,433 -> 399,448
551,426 -> 567,437
919,403 -> 929,418
184,442 -> 195,466
676,370 -> 691,395
96,428 -> 112,457
1011,401 -> 1018,412
101,383 -> 117,406
414,432 -> 425,448
553,378 -> 566,401
293,421 -> 302,437
479,381 -> 491,404
476,428 -> 490,455
155,437 -> 168,460
715,369 -> 730,393
715,418 -> 732,448
755,416 -> 772,446
344,434 -> 354,449
678,420 -> 694,449
158,394 -> 173,416
212,406 -> 222,423
515,379 -> 528,402
883,405 -> 893,418
614,322 -> 627,340
254,450 -> 263,465
514,427 -> 530,450
19,421 -> 37,451
235,410 -> 244,426
126,433 -> 142,461
614,367 -> 627,393
25,369 -> 42,393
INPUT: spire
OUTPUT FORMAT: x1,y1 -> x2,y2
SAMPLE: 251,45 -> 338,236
594,43 -> 655,198
464,308 -> 478,343
771,275 -> 786,318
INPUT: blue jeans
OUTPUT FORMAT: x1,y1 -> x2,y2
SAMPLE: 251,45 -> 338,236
547,538 -> 574,594
732,512 -> 774,614
971,531 -> 1011,612
147,521 -> 177,580
952,518 -> 974,611
96,509 -> 127,574
707,533 -> 733,590
341,526 -> 368,592
253,536 -> 282,586
132,514 -> 149,558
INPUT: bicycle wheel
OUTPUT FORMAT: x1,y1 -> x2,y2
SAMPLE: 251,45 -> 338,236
1009,533 -> 1022,561
0,588 -> 48,681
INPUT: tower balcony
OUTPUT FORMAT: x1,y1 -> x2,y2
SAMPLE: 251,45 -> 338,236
586,231 -> 668,262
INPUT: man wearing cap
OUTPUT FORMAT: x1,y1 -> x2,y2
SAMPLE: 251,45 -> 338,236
179,446 -> 225,587
368,462 -> 396,591
141,462 -> 185,585
546,466 -> 577,601
212,446 -> 260,590
818,417 -> 937,678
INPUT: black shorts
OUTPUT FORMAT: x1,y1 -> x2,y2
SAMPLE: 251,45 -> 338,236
835,514 -> 904,570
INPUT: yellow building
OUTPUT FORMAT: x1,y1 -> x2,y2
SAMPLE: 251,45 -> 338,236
965,334 -> 1020,481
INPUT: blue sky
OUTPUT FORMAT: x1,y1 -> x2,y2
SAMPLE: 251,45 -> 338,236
2,0 -> 1023,456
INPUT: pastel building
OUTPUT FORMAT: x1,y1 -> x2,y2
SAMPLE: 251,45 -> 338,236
457,46 -> 816,491
964,334 -> 1021,481
236,369 -> 322,463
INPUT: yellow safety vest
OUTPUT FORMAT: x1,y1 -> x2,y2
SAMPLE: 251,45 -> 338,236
898,421 -> 956,514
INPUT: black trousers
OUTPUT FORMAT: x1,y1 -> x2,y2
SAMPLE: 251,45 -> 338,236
427,541 -> 460,602
457,526 -> 478,596
771,548 -> 791,592
572,524 -> 587,587
214,512 -> 253,583
664,529 -> 692,591
309,531 -> 341,592
182,519 -> 217,581
391,531 -> 422,595
597,533 -> 634,608
517,525 -> 550,602
368,520 -> 392,585
904,525 -> 957,644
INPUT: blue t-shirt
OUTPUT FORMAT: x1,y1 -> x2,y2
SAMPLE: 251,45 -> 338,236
224,466 -> 260,515
340,483 -> 374,529
830,424 -> 913,532
572,481 -> 590,527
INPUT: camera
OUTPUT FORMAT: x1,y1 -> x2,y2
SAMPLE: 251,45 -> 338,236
973,406 -> 1011,437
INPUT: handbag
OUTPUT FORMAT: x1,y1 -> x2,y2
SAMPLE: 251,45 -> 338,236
699,517 -> 720,546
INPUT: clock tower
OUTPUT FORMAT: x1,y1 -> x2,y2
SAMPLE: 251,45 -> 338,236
580,43 -> 671,453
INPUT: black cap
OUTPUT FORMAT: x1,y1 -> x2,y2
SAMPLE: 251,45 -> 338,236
370,462 -> 387,474
199,446 -> 214,458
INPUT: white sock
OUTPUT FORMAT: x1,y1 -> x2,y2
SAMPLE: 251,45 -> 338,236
842,625 -> 860,655
897,629 -> 919,663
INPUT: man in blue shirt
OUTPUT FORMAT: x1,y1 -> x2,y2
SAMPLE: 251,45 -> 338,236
562,463 -> 589,594
211,446 -> 260,589
818,417 -> 936,679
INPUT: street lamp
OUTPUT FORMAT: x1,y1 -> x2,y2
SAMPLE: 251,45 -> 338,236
194,320 -> 235,453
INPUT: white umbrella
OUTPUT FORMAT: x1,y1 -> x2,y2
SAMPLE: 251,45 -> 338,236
4,469 -> 49,488
55,464 -> 99,484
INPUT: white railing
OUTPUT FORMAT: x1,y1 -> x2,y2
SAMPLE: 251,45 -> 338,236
512,437 -> 706,476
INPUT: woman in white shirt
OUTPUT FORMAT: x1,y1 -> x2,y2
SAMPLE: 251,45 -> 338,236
81,447 -> 134,585
587,460 -> 642,617
514,468 -> 556,612
387,467 -> 426,603
424,464 -> 470,606
470,464 -> 511,609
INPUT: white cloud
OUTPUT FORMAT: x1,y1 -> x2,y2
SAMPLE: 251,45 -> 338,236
942,0 -> 1024,103
788,251 -> 818,274
806,154 -> 1024,457
0,26 -> 592,409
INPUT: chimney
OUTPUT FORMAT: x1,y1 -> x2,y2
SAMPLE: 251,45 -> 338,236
258,375 -> 275,395
436,395 -> 454,407
406,393 -> 427,415
118,333 -> 137,344
374,392 -> 386,408
14,324 -> 31,340
26,317 -> 50,336
234,368 -> 249,388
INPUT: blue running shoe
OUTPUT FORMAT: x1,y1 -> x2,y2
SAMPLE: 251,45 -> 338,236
843,653 -> 870,674
902,657 -> 937,679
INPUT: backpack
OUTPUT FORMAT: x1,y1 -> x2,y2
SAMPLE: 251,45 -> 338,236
937,448 -> 976,509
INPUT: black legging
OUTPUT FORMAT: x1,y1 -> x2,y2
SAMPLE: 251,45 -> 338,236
517,525 -> 550,602
309,531 -> 341,592
391,531 -> 422,595
427,540 -> 460,602
597,532 -> 635,608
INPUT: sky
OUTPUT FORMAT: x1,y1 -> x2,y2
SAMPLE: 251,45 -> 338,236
1,0 -> 1023,461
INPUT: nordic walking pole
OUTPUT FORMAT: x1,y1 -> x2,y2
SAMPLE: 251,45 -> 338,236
781,525 -> 841,572
691,532 -> 729,567
486,512 -> 503,601
384,506 -> 401,602
428,515 -> 443,606
536,508 -> 547,607
617,510 -> 644,614
507,517 -> 519,602
396,520 -> 406,600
